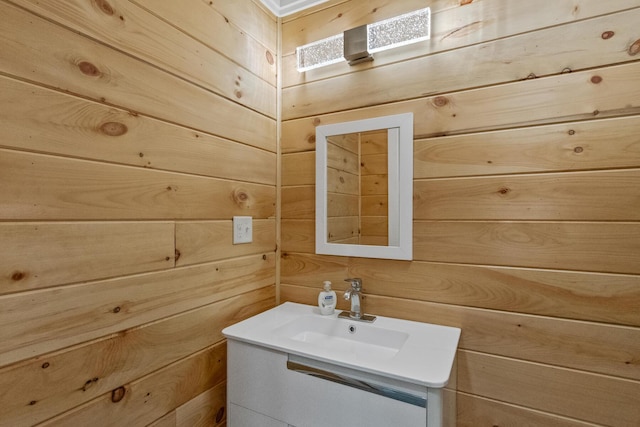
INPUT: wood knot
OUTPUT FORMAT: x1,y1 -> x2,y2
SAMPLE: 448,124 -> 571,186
112,306 -> 121,313
312,117 -> 321,126
590,75 -> 602,84
574,146 -> 584,153
568,129 -> 575,135
433,96 -> 449,107
215,406 -> 225,423
94,0 -> 114,16
234,90 -> 242,99
42,362 -> 50,369
561,67 -> 572,74
99,121 -> 127,136
601,31 -> 614,40
174,249 -> 181,262
460,0 -> 473,4
498,187 -> 510,195
629,39 -> 640,56
78,61 -> 101,77
265,50 -> 274,65
262,254 -> 267,260
82,377 -> 99,392
111,386 -> 126,403
526,73 -> 536,79
11,271 -> 26,281
29,400 -> 37,406
307,134 -> 316,144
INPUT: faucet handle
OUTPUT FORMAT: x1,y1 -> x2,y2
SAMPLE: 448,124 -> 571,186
344,278 -> 362,291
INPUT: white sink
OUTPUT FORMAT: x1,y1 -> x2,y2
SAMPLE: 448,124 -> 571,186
223,302 -> 460,388
274,314 -> 409,362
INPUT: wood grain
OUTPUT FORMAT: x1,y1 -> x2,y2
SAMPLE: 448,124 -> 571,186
0,149 -> 276,220
0,76 -> 277,182
40,343 -> 226,426
0,222 -> 174,295
414,169 -> 640,220
176,220 -> 276,267
457,350 -> 640,427
0,254 -> 275,368
414,116 -> 640,179
0,1 -> 275,151
0,287 -> 274,427
14,0 -> 276,118
282,62 -> 640,152
414,221 -> 640,274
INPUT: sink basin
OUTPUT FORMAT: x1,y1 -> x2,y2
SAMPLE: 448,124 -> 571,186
223,302 -> 461,387
273,315 -> 409,362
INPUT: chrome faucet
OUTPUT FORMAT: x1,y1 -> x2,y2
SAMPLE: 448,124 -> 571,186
339,278 -> 376,322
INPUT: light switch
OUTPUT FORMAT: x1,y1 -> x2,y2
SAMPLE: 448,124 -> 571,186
233,216 -> 252,244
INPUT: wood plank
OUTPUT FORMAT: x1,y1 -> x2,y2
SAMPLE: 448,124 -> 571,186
414,169 -> 640,221
281,62 -> 640,153
40,343 -> 226,426
281,186 -> 315,219
457,350 -> 640,427
0,286 -> 274,427
0,222 -> 174,295
347,257 -> 640,327
283,8 -> 640,117
176,219 -> 276,267
0,254 -> 275,367
0,76 -> 277,182
132,0 -> 276,85
282,152 -> 315,186
14,0 -> 275,118
414,116 -> 640,179
0,2 -> 275,151
456,393 -> 599,427
0,149 -> 276,220
281,219 -> 315,253
414,221 -> 640,274
175,384 -> 226,427
280,254 -> 350,295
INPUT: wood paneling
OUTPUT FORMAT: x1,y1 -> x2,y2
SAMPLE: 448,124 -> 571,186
0,0 -> 276,424
0,222 -> 174,295
0,287 -> 274,427
0,76 -> 276,183
0,149 -> 275,220
282,62 -> 640,152
0,1 -> 275,151
280,2 -> 640,425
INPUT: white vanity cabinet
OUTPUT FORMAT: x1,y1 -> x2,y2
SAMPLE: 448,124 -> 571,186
223,303 -> 460,427
227,340 -> 427,427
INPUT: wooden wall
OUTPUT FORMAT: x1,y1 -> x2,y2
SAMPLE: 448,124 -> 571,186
280,1 -> 640,426
0,0 -> 277,425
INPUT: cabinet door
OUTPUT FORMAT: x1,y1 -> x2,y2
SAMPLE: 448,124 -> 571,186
227,340 -> 426,427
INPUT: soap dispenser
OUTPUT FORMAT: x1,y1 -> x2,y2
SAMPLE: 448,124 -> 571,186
318,281 -> 337,315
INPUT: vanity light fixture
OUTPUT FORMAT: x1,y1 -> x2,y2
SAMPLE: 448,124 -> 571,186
296,7 -> 431,72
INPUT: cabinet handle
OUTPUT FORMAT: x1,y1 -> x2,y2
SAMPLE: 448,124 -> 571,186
286,359 -> 426,408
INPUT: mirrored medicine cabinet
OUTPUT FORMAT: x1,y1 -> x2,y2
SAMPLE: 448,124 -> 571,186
315,113 -> 413,260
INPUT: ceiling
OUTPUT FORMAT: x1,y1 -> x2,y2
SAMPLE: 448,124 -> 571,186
259,0 -> 329,17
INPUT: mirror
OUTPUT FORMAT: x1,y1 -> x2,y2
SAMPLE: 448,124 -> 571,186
316,113 -> 413,260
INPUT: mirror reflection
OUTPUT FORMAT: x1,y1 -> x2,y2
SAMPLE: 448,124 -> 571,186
326,129 -> 389,246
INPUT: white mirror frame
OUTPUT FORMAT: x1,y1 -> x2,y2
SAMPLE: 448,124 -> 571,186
315,113 -> 413,260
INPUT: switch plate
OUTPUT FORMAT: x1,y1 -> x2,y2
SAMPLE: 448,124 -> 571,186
233,216 -> 252,244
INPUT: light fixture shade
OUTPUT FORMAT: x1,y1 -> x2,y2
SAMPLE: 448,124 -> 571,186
367,7 -> 431,54
296,33 -> 345,72
295,7 -> 431,72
